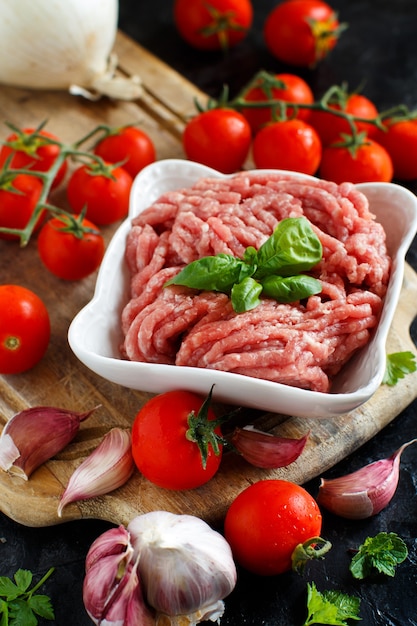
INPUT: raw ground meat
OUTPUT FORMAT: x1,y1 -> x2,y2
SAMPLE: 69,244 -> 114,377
120,172 -> 391,393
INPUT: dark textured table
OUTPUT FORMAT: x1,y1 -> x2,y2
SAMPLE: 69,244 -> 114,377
2,1 -> 417,624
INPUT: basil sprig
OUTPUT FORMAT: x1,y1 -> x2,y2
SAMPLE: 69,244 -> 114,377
165,216 -> 323,312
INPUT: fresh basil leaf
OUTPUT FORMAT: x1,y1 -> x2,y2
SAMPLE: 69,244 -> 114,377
231,277 -> 263,313
255,217 -> 322,278
261,274 -> 322,303
165,254 -> 252,293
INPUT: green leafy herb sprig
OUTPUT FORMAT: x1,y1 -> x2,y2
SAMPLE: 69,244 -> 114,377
166,216 -> 323,312
383,351 -> 417,386
0,567 -> 55,625
349,532 -> 408,579
303,582 -> 361,626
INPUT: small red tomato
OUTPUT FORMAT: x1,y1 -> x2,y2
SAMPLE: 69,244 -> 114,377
67,162 -> 133,225
0,174 -> 44,240
309,93 -> 379,145
131,389 -> 223,490
319,137 -> 394,183
174,0 -> 253,50
183,108 -> 252,173
0,127 -> 67,189
264,0 -> 343,67
37,215 -> 105,281
0,285 -> 51,375
94,126 -> 156,179
241,73 -> 314,135
224,479 -> 322,575
252,119 -> 322,175
373,118 -> 417,181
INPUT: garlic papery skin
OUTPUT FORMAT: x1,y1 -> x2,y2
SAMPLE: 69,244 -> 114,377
0,0 -> 142,100
231,425 -> 309,468
317,438 -> 417,520
58,427 -> 134,517
127,511 -> 237,622
0,405 -> 95,480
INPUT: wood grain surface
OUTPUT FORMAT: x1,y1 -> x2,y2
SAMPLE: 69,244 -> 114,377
1,31 -> 417,529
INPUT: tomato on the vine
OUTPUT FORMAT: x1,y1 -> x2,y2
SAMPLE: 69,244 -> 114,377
174,0 -> 253,50
373,118 -> 417,180
37,214 -> 105,281
67,162 -> 133,225
131,389 -> 223,490
252,119 -> 322,175
224,479 -> 323,575
94,126 -> 156,179
319,136 -> 394,183
309,93 -> 379,145
264,0 -> 343,67
0,127 -> 67,189
240,73 -> 314,135
183,108 -> 252,173
0,285 -> 50,375
0,173 -> 44,240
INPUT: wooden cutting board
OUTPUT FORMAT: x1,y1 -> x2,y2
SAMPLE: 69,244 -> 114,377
0,31 -> 417,529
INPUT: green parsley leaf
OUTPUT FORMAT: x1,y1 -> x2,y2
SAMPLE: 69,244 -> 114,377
0,568 -> 54,626
382,351 -> 416,386
350,532 -> 408,579
303,582 -> 361,625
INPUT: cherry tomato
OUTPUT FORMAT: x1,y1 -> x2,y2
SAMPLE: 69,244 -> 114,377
37,215 -> 105,281
94,126 -> 156,179
373,118 -> 417,181
0,285 -> 50,375
241,73 -> 314,135
252,119 -> 322,175
131,389 -> 223,490
264,0 -> 342,67
309,94 -> 379,145
0,174 -> 44,241
174,0 -> 253,50
224,479 -> 322,575
319,137 -> 394,183
0,127 -> 67,189
183,108 -> 252,173
67,162 -> 133,225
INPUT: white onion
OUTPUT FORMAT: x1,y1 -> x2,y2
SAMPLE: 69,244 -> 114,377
0,0 -> 142,100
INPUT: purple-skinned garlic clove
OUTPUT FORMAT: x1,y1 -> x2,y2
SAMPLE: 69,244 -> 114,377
317,438 -> 417,519
231,425 -> 309,468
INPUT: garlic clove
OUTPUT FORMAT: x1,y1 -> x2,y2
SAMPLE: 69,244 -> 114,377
127,511 -> 237,619
317,438 -> 417,519
231,425 -> 309,468
86,525 -> 132,572
0,406 -> 96,480
58,427 -> 134,517
84,551 -> 131,622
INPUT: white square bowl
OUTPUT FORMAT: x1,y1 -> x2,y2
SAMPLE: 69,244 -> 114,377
68,159 -> 417,418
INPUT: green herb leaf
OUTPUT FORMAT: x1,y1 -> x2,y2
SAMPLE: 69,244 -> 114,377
303,582 -> 361,626
254,216 -> 322,279
231,276 -> 263,312
260,274 -> 322,303
165,253 -> 252,293
0,569 -> 54,626
28,595 -> 55,620
382,351 -> 417,386
350,532 -> 408,579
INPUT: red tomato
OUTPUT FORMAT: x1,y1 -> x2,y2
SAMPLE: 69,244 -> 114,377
264,0 -> 342,67
37,215 -> 105,281
131,389 -> 223,490
0,174 -> 44,241
94,126 -> 156,179
0,127 -> 67,189
67,162 -> 133,225
319,137 -> 394,183
0,285 -> 50,375
174,0 -> 253,50
183,108 -> 252,173
309,94 -> 379,145
373,118 -> 417,180
224,479 -> 322,575
252,119 -> 322,175
241,73 -> 314,135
